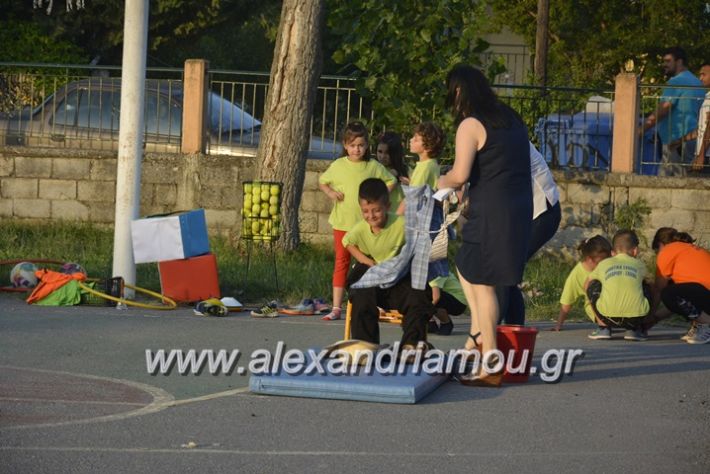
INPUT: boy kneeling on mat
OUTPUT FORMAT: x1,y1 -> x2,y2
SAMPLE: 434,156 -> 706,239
585,229 -> 651,341
343,178 -> 434,356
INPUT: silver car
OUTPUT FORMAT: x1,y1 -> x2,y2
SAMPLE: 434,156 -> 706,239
0,78 -> 340,159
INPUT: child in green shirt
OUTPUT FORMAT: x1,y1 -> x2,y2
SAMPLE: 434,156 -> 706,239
397,121 -> 445,215
345,178 -> 434,350
553,235 -> 612,331
585,230 -> 652,341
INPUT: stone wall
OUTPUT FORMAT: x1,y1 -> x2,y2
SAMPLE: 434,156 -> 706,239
1,147 -> 709,249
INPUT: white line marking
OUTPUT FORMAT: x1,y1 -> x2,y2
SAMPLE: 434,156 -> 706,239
0,397 -> 145,407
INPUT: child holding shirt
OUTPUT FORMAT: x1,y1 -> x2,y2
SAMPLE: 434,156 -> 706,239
318,122 -> 396,320
343,178 -> 433,349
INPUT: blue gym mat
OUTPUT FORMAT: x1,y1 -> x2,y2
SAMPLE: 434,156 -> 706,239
249,352 -> 449,404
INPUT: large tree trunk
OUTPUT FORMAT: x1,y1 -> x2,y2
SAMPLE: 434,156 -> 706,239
256,0 -> 324,251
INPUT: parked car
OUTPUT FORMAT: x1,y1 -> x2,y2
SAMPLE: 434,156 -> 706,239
0,78 -> 340,159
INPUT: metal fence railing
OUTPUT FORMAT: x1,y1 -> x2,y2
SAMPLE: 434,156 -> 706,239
2,62 -> 707,175
638,83 -> 708,176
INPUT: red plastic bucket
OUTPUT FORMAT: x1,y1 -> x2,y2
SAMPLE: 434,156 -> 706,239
496,325 -> 538,383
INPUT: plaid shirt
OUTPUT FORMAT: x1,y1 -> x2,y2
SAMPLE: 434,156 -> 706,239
351,184 -> 436,290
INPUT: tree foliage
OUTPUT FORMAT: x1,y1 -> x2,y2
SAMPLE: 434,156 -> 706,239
2,1 -> 281,69
487,0 -> 710,87
326,0 -> 496,134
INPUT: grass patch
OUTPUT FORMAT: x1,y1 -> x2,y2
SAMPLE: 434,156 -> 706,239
0,219 -> 594,321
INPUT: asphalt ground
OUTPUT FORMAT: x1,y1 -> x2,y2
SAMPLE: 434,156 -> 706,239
1,292 -> 709,473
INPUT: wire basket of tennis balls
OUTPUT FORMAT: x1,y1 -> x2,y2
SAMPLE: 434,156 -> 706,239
241,181 -> 282,241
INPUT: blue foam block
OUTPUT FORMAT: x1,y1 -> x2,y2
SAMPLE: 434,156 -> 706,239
249,352 -> 449,404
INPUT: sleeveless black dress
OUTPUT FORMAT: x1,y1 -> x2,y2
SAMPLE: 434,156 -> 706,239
455,109 -> 533,286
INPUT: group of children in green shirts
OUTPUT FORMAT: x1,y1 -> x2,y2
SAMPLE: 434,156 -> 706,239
554,230 -> 652,341
318,121 -> 467,343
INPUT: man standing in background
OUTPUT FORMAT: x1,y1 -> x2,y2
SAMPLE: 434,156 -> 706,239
692,62 -> 710,174
643,47 -> 705,176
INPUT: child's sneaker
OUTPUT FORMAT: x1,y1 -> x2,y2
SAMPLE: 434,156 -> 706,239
588,327 -> 612,340
313,298 -> 330,314
686,324 -> 710,345
624,328 -> 647,341
676,298 -> 700,319
280,299 -> 316,315
321,307 -> 342,321
680,322 -> 697,341
250,301 -> 279,318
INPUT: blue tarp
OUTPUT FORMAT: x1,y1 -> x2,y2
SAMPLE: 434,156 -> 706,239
535,112 -> 661,174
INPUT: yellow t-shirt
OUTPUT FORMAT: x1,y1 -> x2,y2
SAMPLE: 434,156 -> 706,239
588,253 -> 649,318
319,157 -> 396,231
560,262 -> 596,322
430,274 -> 467,306
342,213 -> 405,263
409,159 -> 440,190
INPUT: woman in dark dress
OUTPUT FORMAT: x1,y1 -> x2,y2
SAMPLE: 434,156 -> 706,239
438,64 -> 532,387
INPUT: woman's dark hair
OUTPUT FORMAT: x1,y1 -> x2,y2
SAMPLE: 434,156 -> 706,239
341,121 -> 370,160
652,227 -> 695,251
377,131 -> 408,178
445,64 -> 522,128
577,235 -> 612,260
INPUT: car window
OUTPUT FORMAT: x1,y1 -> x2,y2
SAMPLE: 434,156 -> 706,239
53,89 -> 79,126
145,91 -> 181,137
77,89 -> 120,131
209,92 -> 261,133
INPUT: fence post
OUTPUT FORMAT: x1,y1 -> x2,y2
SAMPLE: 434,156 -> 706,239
611,73 -> 639,173
181,59 -> 209,154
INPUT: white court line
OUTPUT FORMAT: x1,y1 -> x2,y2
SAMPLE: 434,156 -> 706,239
0,397 -> 145,407
0,365 -> 250,431
0,445 -> 693,457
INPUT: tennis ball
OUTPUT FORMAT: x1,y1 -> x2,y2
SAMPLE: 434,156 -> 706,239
260,209 -> 269,218
244,183 -> 252,194
251,221 -> 260,234
270,185 -> 280,196
269,195 -> 278,205
269,205 -> 278,216
260,190 -> 269,202
252,203 -> 260,215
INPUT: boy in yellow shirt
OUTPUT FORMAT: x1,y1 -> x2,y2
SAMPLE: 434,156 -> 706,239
397,122 -> 445,214
585,230 -> 651,341
344,178 -> 434,348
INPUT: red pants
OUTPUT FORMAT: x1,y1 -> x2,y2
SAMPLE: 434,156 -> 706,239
332,229 -> 351,287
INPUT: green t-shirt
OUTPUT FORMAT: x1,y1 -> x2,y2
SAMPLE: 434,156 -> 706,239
560,262 -> 596,322
342,213 -> 405,263
319,157 -> 396,231
409,159 -> 440,190
430,274 -> 467,307
588,253 -> 649,318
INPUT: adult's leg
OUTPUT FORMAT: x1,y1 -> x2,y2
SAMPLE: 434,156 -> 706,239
500,202 -> 561,325
527,202 -> 561,260
457,271 -> 499,356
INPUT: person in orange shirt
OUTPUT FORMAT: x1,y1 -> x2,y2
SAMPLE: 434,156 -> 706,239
646,227 -> 710,344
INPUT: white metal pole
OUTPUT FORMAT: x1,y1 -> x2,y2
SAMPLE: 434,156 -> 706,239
112,0 -> 149,292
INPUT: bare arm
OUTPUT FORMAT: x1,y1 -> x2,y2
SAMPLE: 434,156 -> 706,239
552,304 -> 572,331
643,101 -> 672,132
318,182 -> 344,202
346,244 -> 376,267
431,286 -> 441,305
437,118 -> 486,190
